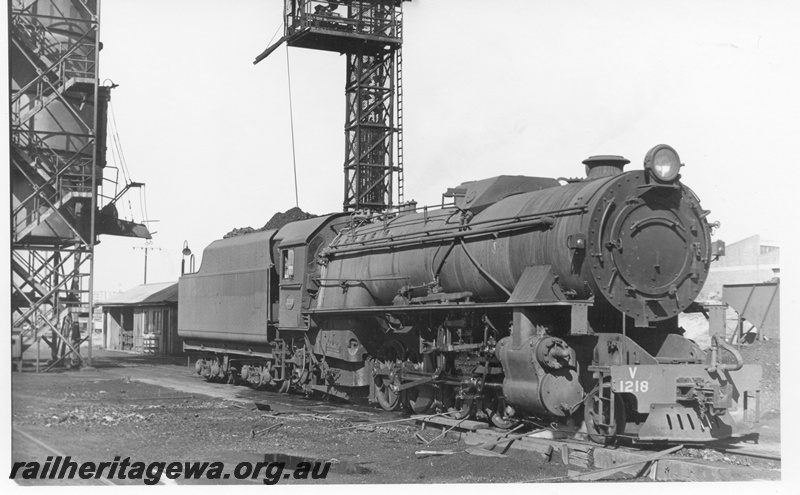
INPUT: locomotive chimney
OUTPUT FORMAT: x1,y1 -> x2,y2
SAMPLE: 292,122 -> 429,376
582,155 -> 630,179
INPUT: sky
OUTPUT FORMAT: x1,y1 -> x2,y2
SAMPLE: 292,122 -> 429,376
86,0 -> 800,293
3,2 -> 799,489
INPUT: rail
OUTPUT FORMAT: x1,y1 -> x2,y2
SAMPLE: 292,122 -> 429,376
324,206 -> 586,257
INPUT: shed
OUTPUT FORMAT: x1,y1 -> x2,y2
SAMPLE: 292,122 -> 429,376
101,282 -> 181,355
701,235 -> 779,300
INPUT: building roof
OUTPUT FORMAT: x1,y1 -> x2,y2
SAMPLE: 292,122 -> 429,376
101,282 -> 178,307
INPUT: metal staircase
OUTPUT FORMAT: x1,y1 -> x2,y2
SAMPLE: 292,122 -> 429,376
10,0 -> 150,371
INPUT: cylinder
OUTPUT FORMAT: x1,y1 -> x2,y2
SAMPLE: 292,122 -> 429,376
496,334 -> 583,416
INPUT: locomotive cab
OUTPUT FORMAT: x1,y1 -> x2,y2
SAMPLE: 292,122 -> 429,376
272,214 -> 350,330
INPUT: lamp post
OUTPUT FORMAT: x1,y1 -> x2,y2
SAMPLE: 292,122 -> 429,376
181,241 -> 192,276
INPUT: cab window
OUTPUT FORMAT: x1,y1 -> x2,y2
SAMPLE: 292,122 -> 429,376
282,249 -> 294,279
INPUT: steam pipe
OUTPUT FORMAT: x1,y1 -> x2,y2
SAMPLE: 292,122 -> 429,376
707,334 -> 744,373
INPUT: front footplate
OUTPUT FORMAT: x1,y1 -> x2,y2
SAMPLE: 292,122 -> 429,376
610,363 -> 762,442
638,403 -> 736,441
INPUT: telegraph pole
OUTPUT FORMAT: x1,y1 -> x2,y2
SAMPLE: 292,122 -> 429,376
133,241 -> 162,284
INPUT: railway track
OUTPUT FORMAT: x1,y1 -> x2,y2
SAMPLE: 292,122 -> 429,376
13,355 -> 780,483
707,446 -> 780,462
103,357 -> 782,468
11,425 -> 270,486
412,415 -> 780,481
12,426 -> 117,486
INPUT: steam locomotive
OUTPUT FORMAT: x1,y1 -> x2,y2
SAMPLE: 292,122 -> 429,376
178,144 -> 761,443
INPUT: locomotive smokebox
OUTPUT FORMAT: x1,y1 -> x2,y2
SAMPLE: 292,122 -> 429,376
583,155 -> 629,179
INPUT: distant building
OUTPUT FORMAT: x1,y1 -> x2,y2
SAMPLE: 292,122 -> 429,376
101,282 -> 181,355
701,235 -> 780,300
93,290 -> 122,331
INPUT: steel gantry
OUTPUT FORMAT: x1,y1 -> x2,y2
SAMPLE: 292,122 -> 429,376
255,0 -> 408,212
10,0 -> 150,371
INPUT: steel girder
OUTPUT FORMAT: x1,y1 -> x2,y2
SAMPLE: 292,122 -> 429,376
343,50 -> 397,211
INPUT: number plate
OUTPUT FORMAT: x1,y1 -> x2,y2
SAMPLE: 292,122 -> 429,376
613,366 -> 650,394
616,379 -> 649,393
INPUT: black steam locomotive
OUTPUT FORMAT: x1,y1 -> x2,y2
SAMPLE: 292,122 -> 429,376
178,144 -> 761,443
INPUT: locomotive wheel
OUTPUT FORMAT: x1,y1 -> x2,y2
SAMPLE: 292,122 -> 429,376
442,386 -> 474,420
374,377 -> 400,411
584,381 -> 626,445
485,391 -> 518,429
402,385 -> 436,414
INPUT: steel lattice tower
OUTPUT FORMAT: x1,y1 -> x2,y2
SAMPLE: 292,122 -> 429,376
10,0 -> 149,371
256,0 -> 407,212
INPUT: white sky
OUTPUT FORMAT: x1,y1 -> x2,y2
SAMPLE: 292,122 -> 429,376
85,0 -> 800,292
2,3 -> 799,489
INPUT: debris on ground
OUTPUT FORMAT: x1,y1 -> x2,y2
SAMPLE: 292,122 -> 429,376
677,448 -> 753,466
250,423 -> 284,438
415,450 -> 457,457
11,348 -> 782,484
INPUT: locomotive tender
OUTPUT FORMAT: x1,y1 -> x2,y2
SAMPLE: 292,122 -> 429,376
179,144 -> 761,443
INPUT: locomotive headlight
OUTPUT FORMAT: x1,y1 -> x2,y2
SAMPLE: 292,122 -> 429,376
644,144 -> 682,183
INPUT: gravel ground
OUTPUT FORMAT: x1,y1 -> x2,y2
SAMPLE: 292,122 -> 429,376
10,365 -> 568,485
738,339 -> 780,414
10,338 -> 780,486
